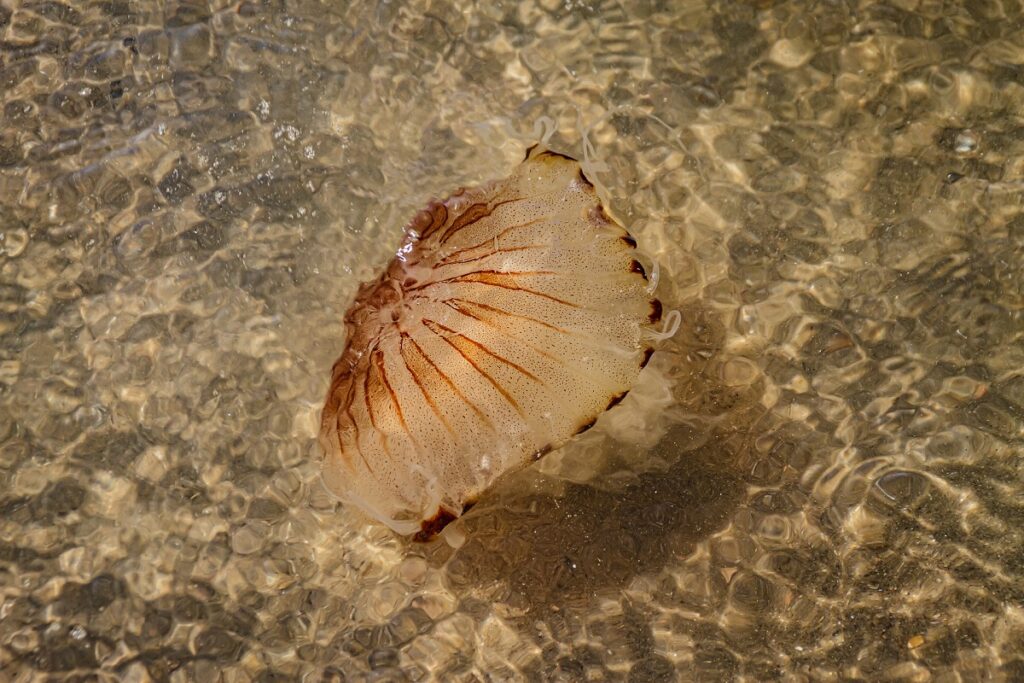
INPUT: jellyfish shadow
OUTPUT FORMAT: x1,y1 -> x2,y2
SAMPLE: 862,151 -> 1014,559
438,440 -> 746,613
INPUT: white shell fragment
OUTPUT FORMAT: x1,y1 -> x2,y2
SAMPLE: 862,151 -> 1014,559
320,146 -> 662,539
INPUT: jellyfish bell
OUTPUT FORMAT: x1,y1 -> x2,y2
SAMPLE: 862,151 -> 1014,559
319,145 -> 663,540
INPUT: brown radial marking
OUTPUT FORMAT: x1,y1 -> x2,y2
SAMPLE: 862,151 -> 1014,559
462,268 -> 556,278
417,202 -> 449,241
438,197 -> 525,245
403,332 -> 492,427
531,444 -> 553,461
441,299 -> 563,364
328,373 -> 352,427
606,391 -> 629,410
649,299 -> 663,324
341,372 -> 376,476
408,269 -> 556,291
630,259 -> 648,279
423,318 -> 542,383
410,270 -> 579,308
398,334 -> 456,436
439,217 -> 547,263
323,361 -> 350,415
438,244 -> 545,268
620,234 -> 637,248
421,319 -> 528,416
413,507 -> 458,542
523,143 -> 540,161
576,417 -> 598,435
329,375 -> 354,464
640,347 -> 655,369
373,348 -> 414,445
440,298 -> 620,393
438,202 -> 488,244
363,354 -> 390,456
444,297 -> 575,336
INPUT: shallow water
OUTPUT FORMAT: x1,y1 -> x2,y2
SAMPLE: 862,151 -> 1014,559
2,0 -> 1024,680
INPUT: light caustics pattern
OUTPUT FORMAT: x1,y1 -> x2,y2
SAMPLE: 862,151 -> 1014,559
319,146 -> 662,540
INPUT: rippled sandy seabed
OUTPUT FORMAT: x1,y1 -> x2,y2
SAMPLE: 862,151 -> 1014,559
2,0 -> 1024,680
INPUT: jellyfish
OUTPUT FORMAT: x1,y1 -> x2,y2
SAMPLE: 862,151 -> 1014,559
320,145 -> 662,540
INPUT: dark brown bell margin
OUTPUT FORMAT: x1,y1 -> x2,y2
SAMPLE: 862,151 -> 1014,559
577,168 -> 595,188
524,144 -> 581,165
523,145 -> 578,163
640,347 -> 655,369
413,507 -> 458,542
606,391 -> 629,409
649,299 -> 663,323
575,417 -> 598,435
539,148 -> 576,162
532,444 -> 553,461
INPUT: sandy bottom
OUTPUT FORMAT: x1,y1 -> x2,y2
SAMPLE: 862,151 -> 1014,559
1,0 -> 1023,680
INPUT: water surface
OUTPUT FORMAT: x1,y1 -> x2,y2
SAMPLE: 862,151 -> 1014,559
2,0 -> 1023,680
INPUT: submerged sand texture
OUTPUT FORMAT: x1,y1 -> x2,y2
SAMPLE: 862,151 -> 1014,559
1,0 -> 1023,681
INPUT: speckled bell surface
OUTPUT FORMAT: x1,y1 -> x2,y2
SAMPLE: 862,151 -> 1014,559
320,146 -> 661,539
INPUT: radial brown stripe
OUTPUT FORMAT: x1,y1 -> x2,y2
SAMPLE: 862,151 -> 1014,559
438,197 -> 525,245
439,216 -> 547,262
399,334 -> 456,437
331,376 -> 353,465
438,244 -> 545,267
422,318 -> 542,383
341,376 -> 376,476
437,202 -> 489,245
408,269 -> 557,291
373,348 -> 414,445
442,299 -> 563,364
444,297 -> 576,336
404,332 -> 493,427
416,202 -> 449,241
439,298 -> 610,389
410,271 -> 579,308
333,375 -> 352,426
363,358 -> 390,456
421,318 -> 527,416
